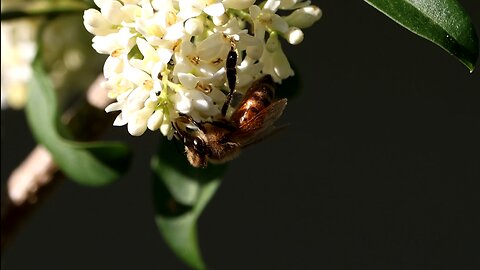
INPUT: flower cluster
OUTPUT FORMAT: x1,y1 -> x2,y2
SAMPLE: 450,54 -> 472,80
84,0 -> 321,137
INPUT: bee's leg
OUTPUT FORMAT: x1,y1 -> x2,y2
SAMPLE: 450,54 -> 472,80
222,46 -> 237,117
176,114 -> 206,133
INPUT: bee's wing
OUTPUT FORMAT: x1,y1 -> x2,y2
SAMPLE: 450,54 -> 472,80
230,98 -> 288,146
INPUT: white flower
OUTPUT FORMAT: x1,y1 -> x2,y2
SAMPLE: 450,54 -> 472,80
260,34 -> 294,82
249,3 -> 289,39
130,37 -> 173,78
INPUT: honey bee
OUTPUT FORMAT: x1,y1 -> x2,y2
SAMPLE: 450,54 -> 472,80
173,75 -> 287,168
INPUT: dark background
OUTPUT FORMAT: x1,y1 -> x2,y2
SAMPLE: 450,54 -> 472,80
2,1 -> 479,269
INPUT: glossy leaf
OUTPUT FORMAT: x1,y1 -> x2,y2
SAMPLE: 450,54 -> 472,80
152,139 -> 228,270
26,59 -> 131,186
364,0 -> 479,71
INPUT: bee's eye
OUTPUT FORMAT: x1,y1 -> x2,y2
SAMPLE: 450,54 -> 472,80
192,138 -> 206,154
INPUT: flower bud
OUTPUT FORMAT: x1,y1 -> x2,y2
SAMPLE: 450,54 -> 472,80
284,5 -> 322,29
273,49 -> 294,80
147,110 -> 164,131
128,107 -> 153,136
272,49 -> 294,80
184,18 -> 204,36
160,115 -> 171,137
285,27 -> 304,45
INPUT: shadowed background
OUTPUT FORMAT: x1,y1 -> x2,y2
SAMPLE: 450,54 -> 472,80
2,1 -> 479,269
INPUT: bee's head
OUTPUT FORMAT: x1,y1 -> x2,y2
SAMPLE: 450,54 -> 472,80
173,116 -> 209,168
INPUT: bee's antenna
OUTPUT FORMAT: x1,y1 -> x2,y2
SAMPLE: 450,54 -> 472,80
222,44 -> 238,116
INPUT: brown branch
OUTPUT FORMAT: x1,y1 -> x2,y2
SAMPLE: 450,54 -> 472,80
1,75 -> 115,252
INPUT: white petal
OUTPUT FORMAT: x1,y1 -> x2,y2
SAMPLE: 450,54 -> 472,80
237,32 -> 260,51
152,0 -> 173,11
140,0 -> 154,18
178,73 -> 200,89
113,112 -> 128,126
92,35 -> 117,54
284,5 -> 322,28
264,0 -> 281,12
184,18 -> 204,36
212,14 -> 229,26
128,116 -> 148,135
157,47 -> 174,63
126,87 -> 150,109
271,14 -> 289,33
123,0 -> 140,3
178,0 -> 203,19
105,101 -> 123,112
174,91 -> 192,113
101,0 -> 124,25
103,56 -> 123,78
278,0 -> 301,10
83,9 -> 114,36
222,0 -> 255,10
136,37 -> 156,59
120,4 -> 142,22
123,65 -> 151,85
265,34 -> 280,52
203,3 -> 225,17
279,0 -> 311,10
127,106 -> 154,136
151,62 -> 166,79
94,0 -> 110,8
246,42 -> 263,60
249,5 -> 261,18
197,32 -> 229,60
164,22 -> 185,41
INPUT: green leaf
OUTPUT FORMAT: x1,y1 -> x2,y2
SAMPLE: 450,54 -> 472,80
152,139 -> 228,270
26,59 -> 131,186
364,0 -> 479,72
